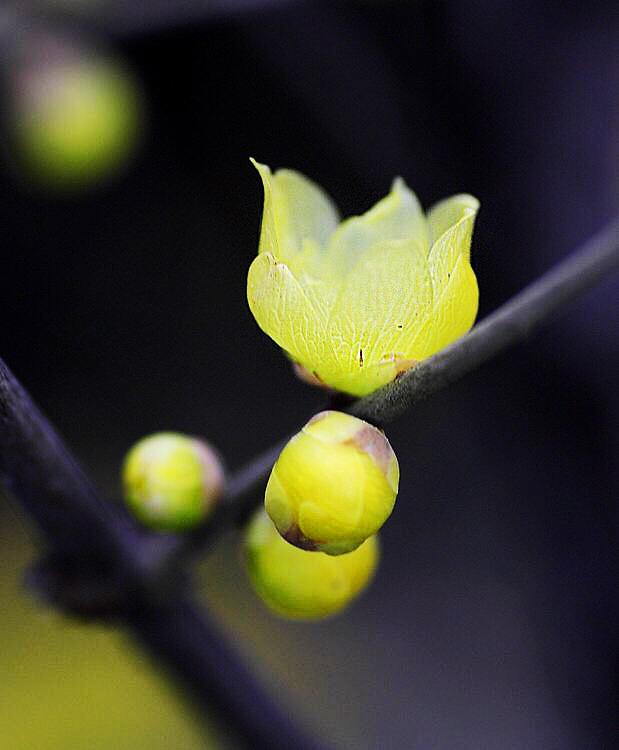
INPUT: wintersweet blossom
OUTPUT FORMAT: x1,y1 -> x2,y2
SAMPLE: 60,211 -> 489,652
247,159 -> 479,397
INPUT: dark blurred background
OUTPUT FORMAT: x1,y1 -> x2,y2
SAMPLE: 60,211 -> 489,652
0,1 -> 617,748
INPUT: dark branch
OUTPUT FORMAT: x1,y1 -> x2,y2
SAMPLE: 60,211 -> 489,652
0,358 -> 137,564
124,594 -> 328,750
0,360 -> 323,748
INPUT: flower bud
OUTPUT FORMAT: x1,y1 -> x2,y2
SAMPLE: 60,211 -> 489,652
122,432 -> 224,531
244,509 -> 379,620
8,43 -> 141,189
265,410 -> 399,555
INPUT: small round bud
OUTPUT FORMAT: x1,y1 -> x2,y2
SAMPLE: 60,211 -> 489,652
244,509 -> 379,620
122,432 -> 224,531
265,410 -> 399,555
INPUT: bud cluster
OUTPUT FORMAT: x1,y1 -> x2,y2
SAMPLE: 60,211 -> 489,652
120,411 -> 397,620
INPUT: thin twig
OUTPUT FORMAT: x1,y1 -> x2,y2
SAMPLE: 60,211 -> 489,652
352,215 -> 619,423
179,213 -> 619,557
152,440 -> 289,569
178,439 -> 289,558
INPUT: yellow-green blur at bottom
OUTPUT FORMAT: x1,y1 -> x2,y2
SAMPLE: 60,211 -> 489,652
122,432 -> 224,532
12,57 -> 141,188
245,509 -> 379,620
265,410 -> 399,555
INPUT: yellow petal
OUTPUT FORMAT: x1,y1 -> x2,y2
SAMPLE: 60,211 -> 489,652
251,159 -> 340,271
427,193 -> 479,261
407,253 -> 479,359
402,193 -> 480,358
315,238 -> 432,396
247,163 -> 481,397
247,251 -> 338,368
326,177 -> 428,277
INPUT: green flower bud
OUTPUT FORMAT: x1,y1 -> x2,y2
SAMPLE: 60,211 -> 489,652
10,52 -> 141,189
265,410 -> 399,555
122,432 -> 224,531
245,509 -> 379,620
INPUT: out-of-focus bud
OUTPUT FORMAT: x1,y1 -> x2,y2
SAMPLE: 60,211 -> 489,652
7,34 -> 142,189
122,432 -> 224,532
244,509 -> 379,620
265,410 -> 399,555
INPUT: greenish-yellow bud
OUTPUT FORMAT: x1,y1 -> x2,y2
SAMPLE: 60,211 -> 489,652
265,410 -> 399,555
244,509 -> 379,620
10,54 -> 141,189
122,432 -> 224,531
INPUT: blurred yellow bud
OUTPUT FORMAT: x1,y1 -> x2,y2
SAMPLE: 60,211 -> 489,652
244,509 -> 379,620
247,159 -> 479,396
265,411 -> 398,555
10,52 -> 141,189
122,432 -> 224,532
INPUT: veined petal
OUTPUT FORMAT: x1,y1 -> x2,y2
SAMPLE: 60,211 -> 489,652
427,193 -> 479,325
247,162 -> 481,398
428,193 -> 479,259
251,159 -> 340,268
326,178 -> 428,276
314,238 -> 433,396
247,252 -> 337,370
407,254 -> 478,360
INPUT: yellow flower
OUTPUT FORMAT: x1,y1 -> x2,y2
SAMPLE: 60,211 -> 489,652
122,432 -> 224,531
244,509 -> 379,620
247,159 -> 479,396
265,411 -> 398,555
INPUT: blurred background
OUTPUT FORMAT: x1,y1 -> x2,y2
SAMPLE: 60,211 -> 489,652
0,1 -> 618,748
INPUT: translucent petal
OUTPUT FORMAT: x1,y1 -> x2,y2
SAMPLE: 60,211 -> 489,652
427,193 -> 479,256
247,163 -> 481,397
427,193 -> 478,308
407,254 -> 479,360
326,178 -> 428,277
314,238 -> 433,396
251,159 -> 340,268
247,252 -> 338,369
